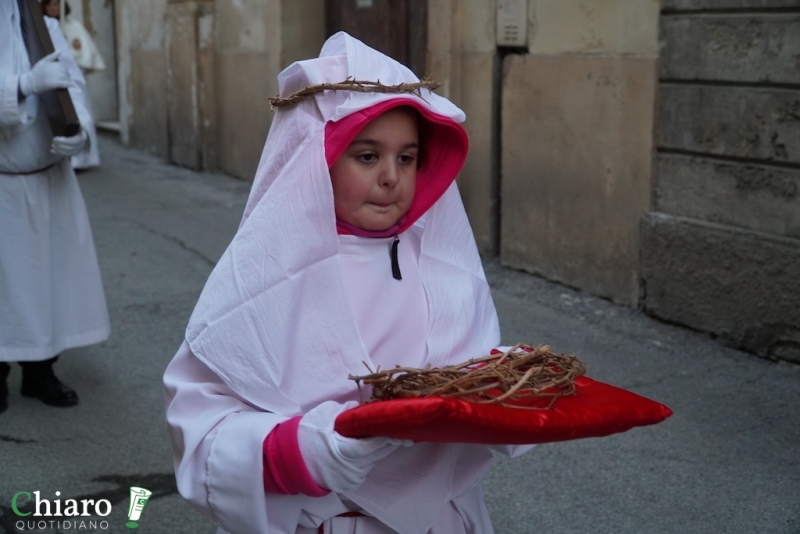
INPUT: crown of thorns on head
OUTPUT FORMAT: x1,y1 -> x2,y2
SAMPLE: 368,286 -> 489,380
268,77 -> 442,110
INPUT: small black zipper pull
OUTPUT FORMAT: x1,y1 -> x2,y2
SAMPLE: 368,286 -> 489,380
390,236 -> 402,280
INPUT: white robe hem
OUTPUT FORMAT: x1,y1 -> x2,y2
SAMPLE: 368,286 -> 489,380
0,325 -> 109,361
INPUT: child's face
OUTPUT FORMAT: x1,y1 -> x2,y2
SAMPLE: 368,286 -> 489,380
44,0 -> 60,17
330,108 -> 418,232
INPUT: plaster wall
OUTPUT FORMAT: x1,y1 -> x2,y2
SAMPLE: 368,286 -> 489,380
213,0 -> 279,179
501,54 -> 657,303
499,0 -> 660,305
165,1 -> 216,170
116,0 -> 324,178
427,0 -> 499,253
115,0 -> 169,155
527,0 -> 661,55
214,0 -> 324,180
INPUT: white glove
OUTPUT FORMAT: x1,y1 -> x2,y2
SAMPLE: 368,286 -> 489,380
51,129 -> 88,157
297,400 -> 412,493
19,52 -> 71,96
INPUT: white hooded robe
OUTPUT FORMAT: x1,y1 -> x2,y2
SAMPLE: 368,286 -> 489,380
164,33 -> 513,534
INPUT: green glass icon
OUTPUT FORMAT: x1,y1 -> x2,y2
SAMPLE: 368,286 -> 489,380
126,487 -> 152,528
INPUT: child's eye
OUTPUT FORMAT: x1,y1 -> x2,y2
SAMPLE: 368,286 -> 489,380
356,153 -> 377,163
398,154 -> 416,165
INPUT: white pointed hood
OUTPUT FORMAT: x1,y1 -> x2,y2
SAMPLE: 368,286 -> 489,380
184,32 -> 500,532
186,31 -> 499,412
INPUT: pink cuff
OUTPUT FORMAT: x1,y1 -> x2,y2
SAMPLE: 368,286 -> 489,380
263,416 -> 330,497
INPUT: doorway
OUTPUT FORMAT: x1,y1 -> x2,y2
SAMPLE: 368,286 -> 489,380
325,0 -> 428,77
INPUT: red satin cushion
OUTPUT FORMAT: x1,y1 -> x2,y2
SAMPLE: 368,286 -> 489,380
334,376 -> 672,444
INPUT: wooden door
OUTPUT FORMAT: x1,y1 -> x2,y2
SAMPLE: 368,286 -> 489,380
326,0 -> 428,77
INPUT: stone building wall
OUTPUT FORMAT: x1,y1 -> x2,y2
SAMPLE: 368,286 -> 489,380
641,0 -> 800,362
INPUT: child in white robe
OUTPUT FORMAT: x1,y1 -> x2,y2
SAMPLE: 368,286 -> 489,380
164,32 -> 528,534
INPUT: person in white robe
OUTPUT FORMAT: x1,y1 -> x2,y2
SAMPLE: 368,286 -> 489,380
42,0 -> 102,169
0,0 -> 110,412
164,33 -> 531,534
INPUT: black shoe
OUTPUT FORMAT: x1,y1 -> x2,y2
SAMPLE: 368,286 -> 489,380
0,362 -> 9,413
19,356 -> 79,408
21,374 -> 79,407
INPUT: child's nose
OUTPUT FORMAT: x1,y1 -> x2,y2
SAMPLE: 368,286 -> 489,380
379,162 -> 400,188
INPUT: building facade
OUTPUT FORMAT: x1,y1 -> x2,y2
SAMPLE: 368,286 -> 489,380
81,0 -> 800,363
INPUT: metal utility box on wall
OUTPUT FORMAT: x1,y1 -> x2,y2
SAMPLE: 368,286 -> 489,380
496,0 -> 527,47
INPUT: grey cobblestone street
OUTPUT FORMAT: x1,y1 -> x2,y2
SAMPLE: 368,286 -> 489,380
0,135 -> 798,534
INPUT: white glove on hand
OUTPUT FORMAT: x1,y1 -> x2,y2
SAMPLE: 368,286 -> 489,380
19,52 -> 71,96
51,129 -> 87,157
298,400 -> 412,493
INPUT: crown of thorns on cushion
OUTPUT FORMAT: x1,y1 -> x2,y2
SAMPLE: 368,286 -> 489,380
268,77 -> 442,109
349,343 -> 587,410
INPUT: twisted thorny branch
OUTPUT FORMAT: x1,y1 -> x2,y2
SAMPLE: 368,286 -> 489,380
268,77 -> 442,109
349,343 -> 586,410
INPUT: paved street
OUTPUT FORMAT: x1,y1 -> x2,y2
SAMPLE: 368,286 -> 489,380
1,134 -> 798,534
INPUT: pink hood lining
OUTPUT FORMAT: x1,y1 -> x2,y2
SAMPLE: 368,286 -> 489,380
324,99 -> 469,235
